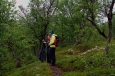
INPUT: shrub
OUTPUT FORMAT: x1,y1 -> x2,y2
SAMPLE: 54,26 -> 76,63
87,68 -> 115,76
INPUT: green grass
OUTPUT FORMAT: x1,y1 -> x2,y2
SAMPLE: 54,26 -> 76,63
2,40 -> 115,76
87,68 -> 115,76
3,60 -> 52,76
56,40 -> 115,76
62,71 -> 87,76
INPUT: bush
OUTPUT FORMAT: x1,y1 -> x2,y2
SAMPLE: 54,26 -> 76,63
87,68 -> 115,76
75,44 -> 95,52
2,61 -> 15,74
73,57 -> 85,71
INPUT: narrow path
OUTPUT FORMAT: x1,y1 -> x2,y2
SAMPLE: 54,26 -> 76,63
48,64 -> 62,76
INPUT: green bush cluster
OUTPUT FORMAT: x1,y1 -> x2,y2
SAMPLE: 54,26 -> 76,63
4,61 -> 51,76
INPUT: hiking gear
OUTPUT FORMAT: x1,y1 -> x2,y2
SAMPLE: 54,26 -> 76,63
49,34 -> 57,48
54,36 -> 59,47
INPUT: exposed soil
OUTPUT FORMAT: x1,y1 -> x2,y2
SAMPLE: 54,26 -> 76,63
48,64 -> 62,76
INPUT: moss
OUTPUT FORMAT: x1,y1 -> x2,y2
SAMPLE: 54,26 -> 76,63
87,68 -> 115,76
4,61 -> 52,76
62,71 -> 87,76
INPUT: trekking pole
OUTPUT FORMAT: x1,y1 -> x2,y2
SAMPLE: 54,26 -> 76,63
46,43 -> 48,62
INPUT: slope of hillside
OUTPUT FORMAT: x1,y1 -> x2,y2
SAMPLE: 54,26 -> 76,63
56,41 -> 115,76
2,40 -> 115,76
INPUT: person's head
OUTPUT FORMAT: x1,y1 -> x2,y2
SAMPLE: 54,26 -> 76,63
49,30 -> 54,36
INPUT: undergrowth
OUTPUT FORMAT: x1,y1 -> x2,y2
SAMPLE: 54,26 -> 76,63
2,40 -> 115,76
56,40 -> 115,76
2,58 -> 51,76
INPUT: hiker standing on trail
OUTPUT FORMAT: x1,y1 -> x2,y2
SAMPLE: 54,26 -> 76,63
48,30 -> 57,66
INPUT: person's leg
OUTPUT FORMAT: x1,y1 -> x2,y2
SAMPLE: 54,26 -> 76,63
47,47 -> 51,63
50,48 -> 56,66
43,47 -> 46,62
46,44 -> 49,62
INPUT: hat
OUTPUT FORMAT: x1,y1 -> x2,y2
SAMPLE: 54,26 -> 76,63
49,30 -> 54,34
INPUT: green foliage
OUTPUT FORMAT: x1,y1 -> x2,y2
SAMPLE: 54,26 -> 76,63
4,61 -> 51,76
0,0 -> 16,75
87,68 -> 115,76
53,0 -> 80,46
62,71 -> 87,76
73,57 -> 85,71
75,44 -> 94,52
0,0 -> 115,75
2,61 -> 15,74
0,0 -> 15,36
112,16 -> 115,38
56,40 -> 115,75
6,24 -> 34,55
57,55 -> 76,71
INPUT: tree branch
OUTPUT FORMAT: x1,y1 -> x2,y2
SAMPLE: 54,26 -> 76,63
87,18 -> 107,39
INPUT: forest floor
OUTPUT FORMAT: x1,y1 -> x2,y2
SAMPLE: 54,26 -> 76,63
48,47 -> 96,76
48,46 -> 105,76
48,64 -> 62,76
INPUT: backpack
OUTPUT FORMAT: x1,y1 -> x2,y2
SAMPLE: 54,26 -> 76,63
54,36 -> 59,46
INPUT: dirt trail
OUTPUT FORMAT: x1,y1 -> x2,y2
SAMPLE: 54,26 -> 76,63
48,64 -> 62,76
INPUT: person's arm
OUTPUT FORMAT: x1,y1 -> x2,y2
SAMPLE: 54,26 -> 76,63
42,39 -> 46,43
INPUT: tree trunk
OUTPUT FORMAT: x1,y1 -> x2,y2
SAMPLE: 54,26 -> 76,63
105,0 -> 114,55
7,39 -> 21,68
105,19 -> 112,55
16,57 -> 21,68
75,20 -> 85,45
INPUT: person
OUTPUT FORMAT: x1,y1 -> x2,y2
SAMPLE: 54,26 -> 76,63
39,39 -> 47,62
48,30 -> 57,66
46,34 -> 51,63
